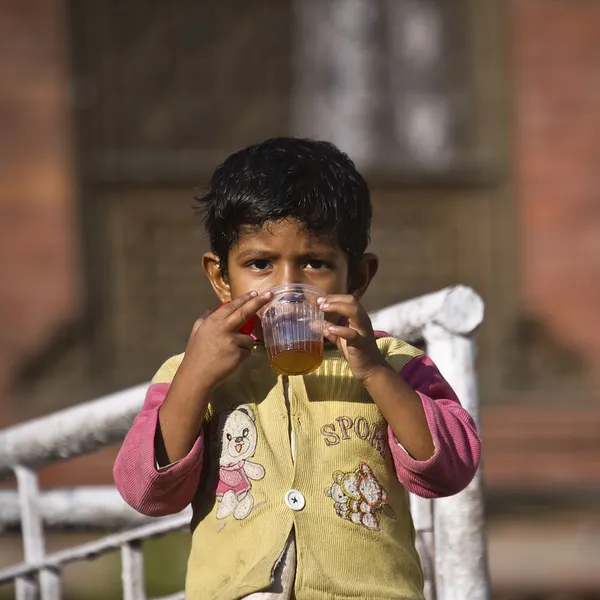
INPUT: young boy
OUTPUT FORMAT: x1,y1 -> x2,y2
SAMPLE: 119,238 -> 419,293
114,137 -> 481,600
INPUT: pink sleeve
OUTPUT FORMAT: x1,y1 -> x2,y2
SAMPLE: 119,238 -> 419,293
388,354 -> 481,498
113,382 -> 204,517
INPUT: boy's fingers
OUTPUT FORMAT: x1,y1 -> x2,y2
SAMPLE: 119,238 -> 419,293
217,291 -> 260,318
317,294 -> 365,312
324,332 -> 341,350
318,295 -> 359,314
322,323 -> 346,353
318,294 -> 356,305
322,322 -> 339,344
323,319 -> 336,335
319,301 -> 363,324
319,296 -> 373,332
226,290 -> 273,329
326,324 -> 360,344
232,333 -> 256,350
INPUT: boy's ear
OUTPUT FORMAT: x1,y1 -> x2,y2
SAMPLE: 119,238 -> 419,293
202,252 -> 232,303
349,253 -> 379,299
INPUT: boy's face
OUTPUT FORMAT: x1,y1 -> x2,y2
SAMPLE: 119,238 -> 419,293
203,218 -> 377,307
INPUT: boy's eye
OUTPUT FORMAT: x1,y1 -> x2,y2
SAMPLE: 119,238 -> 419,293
248,260 -> 271,271
305,260 -> 328,270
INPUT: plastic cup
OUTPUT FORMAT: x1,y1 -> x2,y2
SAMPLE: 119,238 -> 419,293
257,284 -> 326,376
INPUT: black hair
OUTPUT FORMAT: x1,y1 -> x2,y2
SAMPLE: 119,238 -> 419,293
194,137 -> 372,276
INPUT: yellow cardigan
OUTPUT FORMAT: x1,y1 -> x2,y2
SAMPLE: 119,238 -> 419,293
153,337 -> 425,600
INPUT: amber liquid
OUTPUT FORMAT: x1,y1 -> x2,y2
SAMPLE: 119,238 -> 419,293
266,340 -> 323,376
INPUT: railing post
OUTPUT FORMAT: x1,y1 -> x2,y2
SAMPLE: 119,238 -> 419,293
423,324 -> 490,600
14,466 -> 61,600
409,494 -> 436,600
14,466 -> 37,600
121,540 -> 146,600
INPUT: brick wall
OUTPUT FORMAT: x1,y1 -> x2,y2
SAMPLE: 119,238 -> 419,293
512,0 -> 600,392
3,0 -> 600,494
0,0 -> 80,418
474,0 -> 600,498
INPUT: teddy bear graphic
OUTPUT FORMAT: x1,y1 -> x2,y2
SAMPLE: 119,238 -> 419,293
215,405 -> 265,520
325,462 -> 395,531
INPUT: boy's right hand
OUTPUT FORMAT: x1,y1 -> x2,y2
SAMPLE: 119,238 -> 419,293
178,290 -> 272,392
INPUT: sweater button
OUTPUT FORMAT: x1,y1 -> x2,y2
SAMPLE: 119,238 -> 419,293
285,489 -> 305,511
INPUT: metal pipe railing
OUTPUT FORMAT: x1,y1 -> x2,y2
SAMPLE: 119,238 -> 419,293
0,487 -> 179,531
0,286 -> 488,600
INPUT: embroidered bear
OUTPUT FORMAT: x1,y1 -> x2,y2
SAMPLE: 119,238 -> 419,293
215,405 -> 265,520
325,462 -> 394,530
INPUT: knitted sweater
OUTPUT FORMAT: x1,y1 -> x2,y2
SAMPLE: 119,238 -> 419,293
114,337 -> 481,599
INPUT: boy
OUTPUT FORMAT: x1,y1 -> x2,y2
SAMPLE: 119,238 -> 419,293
114,137 -> 481,599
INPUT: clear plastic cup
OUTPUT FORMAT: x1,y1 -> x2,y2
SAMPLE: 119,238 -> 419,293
257,284 -> 326,376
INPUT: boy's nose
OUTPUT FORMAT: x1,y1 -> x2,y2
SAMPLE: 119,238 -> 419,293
276,266 -> 306,288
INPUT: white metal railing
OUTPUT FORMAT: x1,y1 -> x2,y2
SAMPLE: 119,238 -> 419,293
0,285 -> 489,600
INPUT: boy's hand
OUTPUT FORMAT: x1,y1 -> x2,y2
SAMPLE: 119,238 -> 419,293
178,290 -> 273,392
318,294 -> 388,381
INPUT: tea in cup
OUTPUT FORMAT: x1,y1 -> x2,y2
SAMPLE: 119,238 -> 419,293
258,284 -> 325,376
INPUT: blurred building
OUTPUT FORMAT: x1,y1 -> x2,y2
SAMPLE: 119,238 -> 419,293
1,1 -> 599,598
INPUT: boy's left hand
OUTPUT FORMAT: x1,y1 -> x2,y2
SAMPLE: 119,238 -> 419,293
318,294 -> 388,382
